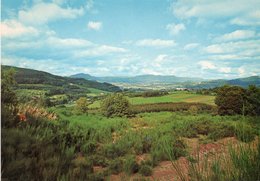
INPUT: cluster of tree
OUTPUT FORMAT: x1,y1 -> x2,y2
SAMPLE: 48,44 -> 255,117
196,88 -> 217,95
215,85 -> 260,116
142,90 -> 169,97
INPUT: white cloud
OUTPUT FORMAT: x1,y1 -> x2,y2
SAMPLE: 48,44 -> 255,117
86,0 -> 94,11
75,45 -> 127,57
209,54 -> 242,61
0,20 -> 39,38
153,54 -> 168,67
52,0 -> 65,5
87,21 -> 102,30
215,30 -> 256,42
231,10 -> 260,26
219,67 -> 231,73
166,23 -> 185,35
238,67 -> 245,75
47,37 -> 93,48
184,43 -> 199,50
136,39 -> 176,47
198,61 -> 234,75
204,39 -> 260,56
204,44 -> 224,54
18,2 -> 84,25
198,61 -> 216,70
172,0 -> 260,19
140,68 -> 161,75
154,54 -> 168,63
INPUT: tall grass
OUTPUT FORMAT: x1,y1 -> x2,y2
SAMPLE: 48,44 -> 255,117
171,133 -> 259,181
2,104 -> 259,180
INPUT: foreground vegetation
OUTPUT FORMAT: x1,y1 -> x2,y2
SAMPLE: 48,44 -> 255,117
1,68 -> 260,180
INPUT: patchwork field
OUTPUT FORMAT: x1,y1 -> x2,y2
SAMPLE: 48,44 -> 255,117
89,92 -> 215,109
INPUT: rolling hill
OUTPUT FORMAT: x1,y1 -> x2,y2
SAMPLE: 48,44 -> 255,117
2,65 -> 121,92
192,76 -> 260,89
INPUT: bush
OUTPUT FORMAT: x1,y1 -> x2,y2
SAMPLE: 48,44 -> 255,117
75,97 -> 89,113
139,164 -> 153,176
108,158 -> 123,174
101,93 -> 131,117
131,102 -> 215,114
123,155 -> 139,175
142,91 -> 168,97
69,156 -> 93,179
235,122 -> 255,142
188,105 -> 199,115
151,136 -> 186,165
208,123 -> 235,141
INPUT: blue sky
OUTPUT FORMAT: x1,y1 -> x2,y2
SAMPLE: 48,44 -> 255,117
1,0 -> 260,79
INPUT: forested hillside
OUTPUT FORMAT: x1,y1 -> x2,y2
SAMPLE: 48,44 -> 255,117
2,66 -> 121,92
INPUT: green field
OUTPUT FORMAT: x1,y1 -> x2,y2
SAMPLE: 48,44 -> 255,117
87,88 -> 109,97
129,92 -> 215,105
89,92 -> 215,108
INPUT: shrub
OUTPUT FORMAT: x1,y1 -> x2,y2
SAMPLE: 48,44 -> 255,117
104,143 -> 128,159
69,156 -> 93,179
142,91 -> 168,97
101,93 -> 131,117
123,155 -> 139,175
91,155 -> 109,167
151,136 -> 186,165
108,158 -> 123,174
131,102 -> 215,114
139,164 -> 153,176
188,105 -> 198,115
75,97 -> 89,113
235,122 -> 255,142
208,123 -> 235,141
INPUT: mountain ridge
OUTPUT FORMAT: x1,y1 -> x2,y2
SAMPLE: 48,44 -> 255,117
71,73 -> 260,88
70,73 -> 205,84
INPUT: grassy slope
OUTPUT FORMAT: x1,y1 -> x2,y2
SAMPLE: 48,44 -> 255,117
89,92 -> 215,108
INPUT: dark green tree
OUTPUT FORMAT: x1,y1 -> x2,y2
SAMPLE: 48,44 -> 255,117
101,93 -> 131,117
215,85 -> 246,115
245,85 -> 260,116
1,68 -> 19,127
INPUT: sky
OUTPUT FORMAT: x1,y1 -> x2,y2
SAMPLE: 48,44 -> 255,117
1,0 -> 260,79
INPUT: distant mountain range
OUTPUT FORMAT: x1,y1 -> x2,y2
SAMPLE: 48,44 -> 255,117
71,73 -> 260,89
70,73 -> 204,84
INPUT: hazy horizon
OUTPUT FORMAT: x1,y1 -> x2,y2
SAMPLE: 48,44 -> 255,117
1,0 -> 260,78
